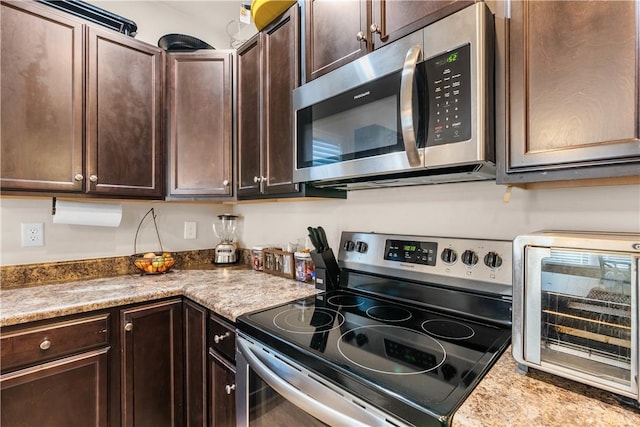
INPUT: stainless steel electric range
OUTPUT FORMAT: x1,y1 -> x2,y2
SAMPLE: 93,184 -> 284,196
236,232 -> 513,426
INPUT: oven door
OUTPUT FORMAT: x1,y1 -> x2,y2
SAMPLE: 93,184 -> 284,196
521,246 -> 639,398
235,335 -> 405,427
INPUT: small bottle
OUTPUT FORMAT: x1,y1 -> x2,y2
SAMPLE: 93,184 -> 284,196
295,251 -> 315,283
252,246 -> 265,271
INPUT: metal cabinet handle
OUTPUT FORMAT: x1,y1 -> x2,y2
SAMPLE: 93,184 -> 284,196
370,23 -> 380,33
214,331 -> 230,344
260,176 -> 266,183
356,31 -> 366,42
74,174 -> 84,181
89,175 -> 98,183
225,384 -> 236,395
124,322 -> 133,332
223,179 -> 230,186
399,45 -> 423,168
253,176 -> 259,183
39,339 -> 51,350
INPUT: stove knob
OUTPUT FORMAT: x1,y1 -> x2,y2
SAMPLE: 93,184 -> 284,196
483,251 -> 503,269
343,240 -> 355,251
355,241 -> 368,253
441,248 -> 457,264
461,250 -> 478,267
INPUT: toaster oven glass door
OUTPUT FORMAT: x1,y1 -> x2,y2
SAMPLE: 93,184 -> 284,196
524,247 -> 638,395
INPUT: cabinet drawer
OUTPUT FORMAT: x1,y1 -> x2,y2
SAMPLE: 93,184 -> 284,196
208,314 -> 235,364
1,313 -> 110,371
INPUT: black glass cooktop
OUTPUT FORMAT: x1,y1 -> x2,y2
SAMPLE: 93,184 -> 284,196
237,289 -> 511,426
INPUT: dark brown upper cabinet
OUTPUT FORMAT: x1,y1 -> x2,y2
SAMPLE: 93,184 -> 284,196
237,5 -> 301,198
87,27 -> 164,198
0,1 -> 164,198
304,0 -> 471,82
166,51 -> 234,199
498,0 -> 640,185
0,0 -> 84,192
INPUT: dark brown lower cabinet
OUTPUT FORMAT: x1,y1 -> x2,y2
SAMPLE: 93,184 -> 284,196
1,348 -> 109,427
184,299 -> 208,427
120,299 -> 184,427
209,351 -> 236,427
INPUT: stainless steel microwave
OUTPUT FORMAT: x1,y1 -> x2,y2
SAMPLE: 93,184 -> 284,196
513,231 -> 640,404
293,3 -> 495,190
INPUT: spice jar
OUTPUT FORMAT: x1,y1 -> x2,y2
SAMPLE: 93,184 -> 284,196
252,246 -> 265,271
294,251 -> 315,283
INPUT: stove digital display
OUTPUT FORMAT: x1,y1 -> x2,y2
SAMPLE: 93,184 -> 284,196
384,339 -> 439,371
384,239 -> 437,266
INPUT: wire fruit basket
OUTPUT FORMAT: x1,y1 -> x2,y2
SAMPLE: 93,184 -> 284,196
130,208 -> 175,274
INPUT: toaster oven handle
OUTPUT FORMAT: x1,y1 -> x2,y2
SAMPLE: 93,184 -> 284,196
400,44 -> 423,168
237,338 -> 387,427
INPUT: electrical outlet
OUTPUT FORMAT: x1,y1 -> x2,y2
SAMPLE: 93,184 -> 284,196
21,223 -> 44,247
184,221 -> 197,239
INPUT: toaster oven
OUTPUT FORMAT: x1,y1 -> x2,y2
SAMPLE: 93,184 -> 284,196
512,231 -> 639,404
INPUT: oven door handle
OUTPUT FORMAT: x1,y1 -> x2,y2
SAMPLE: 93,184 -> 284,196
400,44 -> 423,168
237,338 -> 390,427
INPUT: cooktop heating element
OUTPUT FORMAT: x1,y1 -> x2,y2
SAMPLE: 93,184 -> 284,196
237,232 -> 513,426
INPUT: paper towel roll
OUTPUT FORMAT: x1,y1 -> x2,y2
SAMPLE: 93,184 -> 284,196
52,200 -> 122,227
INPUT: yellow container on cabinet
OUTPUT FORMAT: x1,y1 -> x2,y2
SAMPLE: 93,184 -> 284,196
251,0 -> 297,31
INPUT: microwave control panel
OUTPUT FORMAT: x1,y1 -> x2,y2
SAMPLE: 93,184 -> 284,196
425,43 -> 471,146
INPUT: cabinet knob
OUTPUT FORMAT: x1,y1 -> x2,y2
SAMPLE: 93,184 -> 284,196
370,23 -> 380,33
223,179 -> 229,186
213,331 -> 230,344
39,339 -> 51,350
225,384 -> 236,395
74,174 -> 84,181
356,31 -> 366,42
253,176 -> 259,183
260,176 -> 266,183
124,322 -> 133,332
89,175 -> 98,183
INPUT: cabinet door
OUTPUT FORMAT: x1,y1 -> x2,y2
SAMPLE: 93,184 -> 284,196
121,299 -> 183,427
237,35 -> 263,198
184,300 -> 207,427
262,6 -> 300,195
0,1 -> 84,192
503,0 -> 640,183
371,0 -> 472,48
87,27 -> 164,198
304,0 -> 368,82
167,51 -> 233,198
208,353 -> 236,427
1,348 -> 109,427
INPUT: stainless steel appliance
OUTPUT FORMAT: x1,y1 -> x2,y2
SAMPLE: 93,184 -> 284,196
512,231 -> 640,404
293,3 -> 494,190
236,232 -> 512,426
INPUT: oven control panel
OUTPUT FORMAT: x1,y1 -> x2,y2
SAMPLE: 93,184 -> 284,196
383,239 -> 438,266
339,232 -> 513,294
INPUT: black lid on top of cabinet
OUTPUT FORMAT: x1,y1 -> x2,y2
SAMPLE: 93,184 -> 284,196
36,0 -> 138,36
158,34 -> 215,51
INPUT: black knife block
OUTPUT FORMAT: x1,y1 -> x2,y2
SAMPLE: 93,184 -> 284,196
310,249 -> 340,291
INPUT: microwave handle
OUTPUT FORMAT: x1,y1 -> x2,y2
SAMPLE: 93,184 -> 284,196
400,45 -> 423,168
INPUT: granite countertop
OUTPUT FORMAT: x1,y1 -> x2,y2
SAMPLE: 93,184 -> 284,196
0,268 -> 320,327
1,269 -> 639,426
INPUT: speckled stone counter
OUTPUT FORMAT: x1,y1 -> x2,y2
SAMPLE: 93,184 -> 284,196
1,269 -> 638,426
0,268 -> 320,327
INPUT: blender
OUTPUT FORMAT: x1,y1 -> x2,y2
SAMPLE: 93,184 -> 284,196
213,214 -> 239,264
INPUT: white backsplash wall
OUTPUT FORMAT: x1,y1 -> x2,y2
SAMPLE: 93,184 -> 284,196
2,182 -> 639,266
233,181 -> 640,252
0,198 -> 231,266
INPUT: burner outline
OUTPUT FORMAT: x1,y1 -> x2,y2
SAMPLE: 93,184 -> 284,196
366,305 -> 412,322
327,294 -> 364,308
421,319 -> 476,340
273,307 -> 345,334
337,325 -> 447,375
